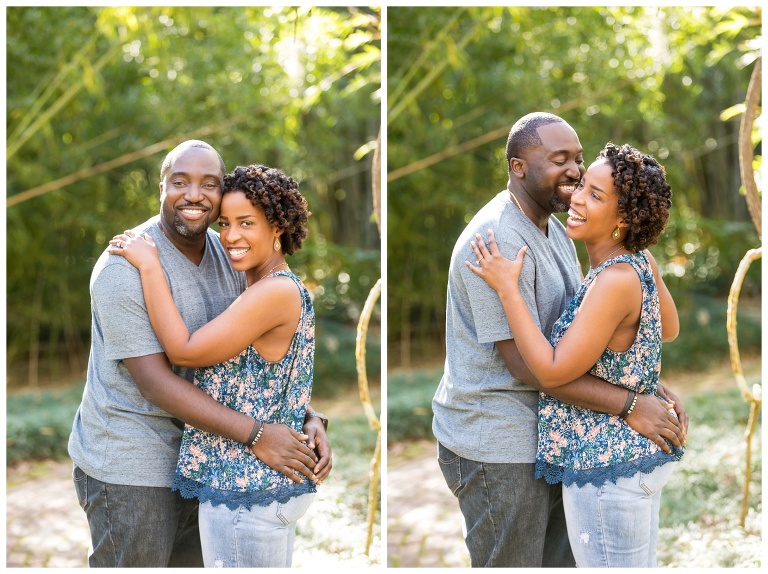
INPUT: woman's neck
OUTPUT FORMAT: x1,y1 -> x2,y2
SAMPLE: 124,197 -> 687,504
246,258 -> 289,287
587,241 -> 627,269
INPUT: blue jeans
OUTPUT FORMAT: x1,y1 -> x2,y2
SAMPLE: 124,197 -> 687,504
198,492 -> 315,567
72,464 -> 202,567
437,442 -> 574,567
562,462 -> 676,567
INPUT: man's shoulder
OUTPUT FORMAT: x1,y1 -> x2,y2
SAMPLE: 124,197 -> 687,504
460,191 -> 520,235
90,217 -> 158,287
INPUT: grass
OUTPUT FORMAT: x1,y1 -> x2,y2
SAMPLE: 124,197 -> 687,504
656,388 -> 762,568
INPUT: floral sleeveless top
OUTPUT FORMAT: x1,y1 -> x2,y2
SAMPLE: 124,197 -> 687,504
535,252 -> 684,487
172,271 -> 316,509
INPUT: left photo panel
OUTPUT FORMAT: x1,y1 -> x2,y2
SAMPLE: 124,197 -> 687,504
6,6 -> 382,568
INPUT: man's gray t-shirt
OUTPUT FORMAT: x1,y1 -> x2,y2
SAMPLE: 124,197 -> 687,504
68,215 -> 246,487
432,190 -> 581,463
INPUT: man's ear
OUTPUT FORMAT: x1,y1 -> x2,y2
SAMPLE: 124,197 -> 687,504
509,157 -> 526,180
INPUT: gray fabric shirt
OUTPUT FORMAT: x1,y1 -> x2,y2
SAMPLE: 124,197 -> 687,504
432,190 -> 581,463
68,215 -> 246,487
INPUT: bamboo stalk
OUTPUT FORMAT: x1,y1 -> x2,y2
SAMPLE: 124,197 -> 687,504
740,389 -> 761,527
737,56 -> 761,237
726,247 -> 762,528
355,278 -> 381,555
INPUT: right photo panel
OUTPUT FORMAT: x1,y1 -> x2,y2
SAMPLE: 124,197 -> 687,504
387,6 -> 762,569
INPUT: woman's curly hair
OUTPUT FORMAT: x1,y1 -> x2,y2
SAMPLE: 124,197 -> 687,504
598,142 -> 672,252
223,164 -> 310,255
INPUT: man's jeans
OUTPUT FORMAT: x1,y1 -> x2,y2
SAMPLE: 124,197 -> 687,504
198,492 -> 315,567
563,462 -> 676,567
73,465 -> 202,567
437,442 -> 574,567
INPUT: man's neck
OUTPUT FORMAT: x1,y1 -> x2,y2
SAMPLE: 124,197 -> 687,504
507,186 -> 551,234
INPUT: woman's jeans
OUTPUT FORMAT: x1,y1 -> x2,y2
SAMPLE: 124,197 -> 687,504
72,465 -> 202,567
437,442 -> 574,567
563,462 -> 677,568
198,492 -> 315,568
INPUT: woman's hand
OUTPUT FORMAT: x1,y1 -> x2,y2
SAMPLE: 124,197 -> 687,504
465,229 -> 528,293
107,230 -> 160,272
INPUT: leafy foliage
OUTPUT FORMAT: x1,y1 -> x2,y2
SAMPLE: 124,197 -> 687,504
387,6 -> 761,366
7,7 -> 381,387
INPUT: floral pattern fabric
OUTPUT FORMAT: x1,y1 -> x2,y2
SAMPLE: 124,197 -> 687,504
535,252 -> 684,487
173,271 -> 316,509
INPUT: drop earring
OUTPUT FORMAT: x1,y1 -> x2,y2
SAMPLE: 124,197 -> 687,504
612,227 -> 621,240
273,237 -> 281,251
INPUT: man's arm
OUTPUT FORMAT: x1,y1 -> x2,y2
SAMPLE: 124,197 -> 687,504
124,353 -> 320,482
496,339 -> 685,452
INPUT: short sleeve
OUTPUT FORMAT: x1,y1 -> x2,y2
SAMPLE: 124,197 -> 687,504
463,232 -> 542,345
91,258 -> 165,361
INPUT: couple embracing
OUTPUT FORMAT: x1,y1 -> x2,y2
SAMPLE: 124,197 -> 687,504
68,140 -> 330,568
433,112 -> 688,568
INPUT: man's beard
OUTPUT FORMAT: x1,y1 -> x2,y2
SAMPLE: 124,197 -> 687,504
549,194 -> 569,214
172,214 -> 209,238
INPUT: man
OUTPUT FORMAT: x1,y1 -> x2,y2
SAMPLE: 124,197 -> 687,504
432,113 -> 686,567
69,140 -> 331,567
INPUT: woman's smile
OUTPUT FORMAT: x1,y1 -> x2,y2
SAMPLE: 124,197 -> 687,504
227,246 -> 251,261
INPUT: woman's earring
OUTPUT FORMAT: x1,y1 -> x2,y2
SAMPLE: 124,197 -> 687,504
612,227 -> 621,240
273,237 -> 281,251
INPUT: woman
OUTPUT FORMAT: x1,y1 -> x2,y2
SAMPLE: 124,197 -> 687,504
467,143 -> 685,567
109,164 -> 319,568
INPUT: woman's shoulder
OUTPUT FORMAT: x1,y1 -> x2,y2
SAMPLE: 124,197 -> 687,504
591,261 -> 641,301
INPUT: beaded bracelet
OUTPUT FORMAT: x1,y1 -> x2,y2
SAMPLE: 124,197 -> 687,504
619,390 -> 638,419
250,421 -> 265,447
246,419 -> 265,447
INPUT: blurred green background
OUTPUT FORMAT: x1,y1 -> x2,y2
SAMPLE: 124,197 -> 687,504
7,6 -> 381,400
387,6 -> 761,373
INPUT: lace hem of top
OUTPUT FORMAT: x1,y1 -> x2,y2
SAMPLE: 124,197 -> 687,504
172,473 -> 316,511
535,447 -> 685,488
